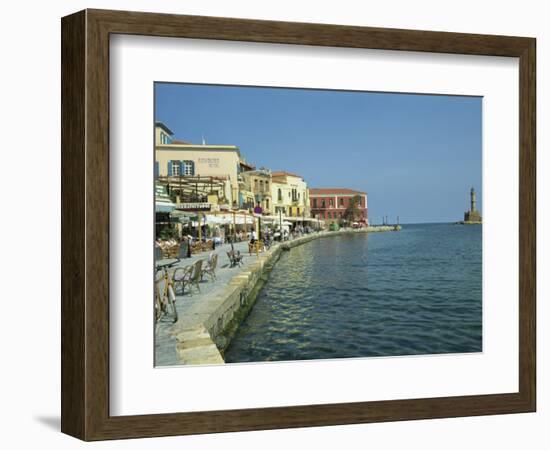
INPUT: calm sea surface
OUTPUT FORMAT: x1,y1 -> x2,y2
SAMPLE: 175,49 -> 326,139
225,223 -> 482,363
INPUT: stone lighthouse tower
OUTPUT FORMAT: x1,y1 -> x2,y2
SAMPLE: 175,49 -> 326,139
463,187 -> 482,223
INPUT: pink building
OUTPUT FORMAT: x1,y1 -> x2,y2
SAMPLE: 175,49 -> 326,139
309,188 -> 368,224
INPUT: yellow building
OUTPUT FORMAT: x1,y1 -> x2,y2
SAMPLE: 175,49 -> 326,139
271,171 -> 310,218
237,181 -> 255,211
155,122 -> 245,207
240,168 -> 272,214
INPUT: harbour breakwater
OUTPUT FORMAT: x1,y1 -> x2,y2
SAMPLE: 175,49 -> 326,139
172,225 -> 401,365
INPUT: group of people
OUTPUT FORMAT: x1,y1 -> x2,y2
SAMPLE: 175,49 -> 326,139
292,224 -> 315,236
157,222 -> 322,259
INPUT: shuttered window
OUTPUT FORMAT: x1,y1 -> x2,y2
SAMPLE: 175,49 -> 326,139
169,160 -> 194,176
182,160 -> 194,176
170,161 -> 181,176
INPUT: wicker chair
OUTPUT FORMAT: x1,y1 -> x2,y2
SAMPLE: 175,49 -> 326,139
172,265 -> 193,295
187,259 -> 203,293
248,240 -> 264,255
201,253 -> 218,280
227,250 -> 243,267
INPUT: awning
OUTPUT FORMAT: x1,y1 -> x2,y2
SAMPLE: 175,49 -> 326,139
234,216 -> 255,225
284,217 -> 323,223
170,210 -> 196,223
259,215 -> 281,223
204,215 -> 233,225
155,201 -> 176,213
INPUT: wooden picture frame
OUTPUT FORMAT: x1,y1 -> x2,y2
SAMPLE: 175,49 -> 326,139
61,9 -> 536,441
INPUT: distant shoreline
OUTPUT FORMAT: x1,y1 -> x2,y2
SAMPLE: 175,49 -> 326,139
386,221 -> 480,226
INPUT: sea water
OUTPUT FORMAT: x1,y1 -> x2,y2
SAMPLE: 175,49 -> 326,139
225,223 -> 482,363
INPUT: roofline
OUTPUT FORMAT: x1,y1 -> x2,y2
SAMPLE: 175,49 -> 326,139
242,169 -> 271,176
239,161 -> 256,170
309,190 -> 366,196
156,143 -> 241,155
155,121 -> 174,135
271,172 -> 303,179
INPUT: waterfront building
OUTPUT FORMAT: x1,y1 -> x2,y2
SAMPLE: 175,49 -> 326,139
240,168 -> 272,214
155,122 -> 251,209
462,187 -> 482,224
270,171 -> 310,218
309,188 -> 368,225
237,180 -> 255,211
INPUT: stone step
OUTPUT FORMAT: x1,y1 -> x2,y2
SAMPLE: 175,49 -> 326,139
174,325 -> 224,365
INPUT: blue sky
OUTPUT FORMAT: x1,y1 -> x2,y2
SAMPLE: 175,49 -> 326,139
155,83 -> 482,224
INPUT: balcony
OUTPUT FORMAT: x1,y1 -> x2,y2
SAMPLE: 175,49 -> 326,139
240,202 -> 255,211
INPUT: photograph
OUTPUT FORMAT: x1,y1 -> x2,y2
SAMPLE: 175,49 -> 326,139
154,83 -> 483,367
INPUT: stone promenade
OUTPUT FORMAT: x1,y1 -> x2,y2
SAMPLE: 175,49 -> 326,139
155,239 -> 278,366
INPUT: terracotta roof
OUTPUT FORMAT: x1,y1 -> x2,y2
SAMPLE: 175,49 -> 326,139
309,188 -> 366,196
171,139 -> 192,145
271,171 -> 302,179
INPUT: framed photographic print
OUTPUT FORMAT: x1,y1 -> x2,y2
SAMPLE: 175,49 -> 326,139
61,9 -> 536,441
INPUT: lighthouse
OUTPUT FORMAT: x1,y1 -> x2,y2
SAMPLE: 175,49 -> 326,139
462,187 -> 482,224
470,187 -> 477,213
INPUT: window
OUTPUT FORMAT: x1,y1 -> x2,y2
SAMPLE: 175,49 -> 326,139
265,181 -> 269,191
266,199 -> 269,209
254,179 -> 259,191
171,161 -> 181,176
321,199 -> 326,208
182,160 -> 194,176
170,160 -> 194,176
329,198 -> 333,207
339,198 -> 344,207
312,198 -> 317,208
278,188 -> 282,201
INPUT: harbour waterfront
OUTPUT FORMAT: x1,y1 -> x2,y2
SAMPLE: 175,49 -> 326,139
153,86 -> 483,366
225,223 -> 482,363
155,227 -> 399,366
